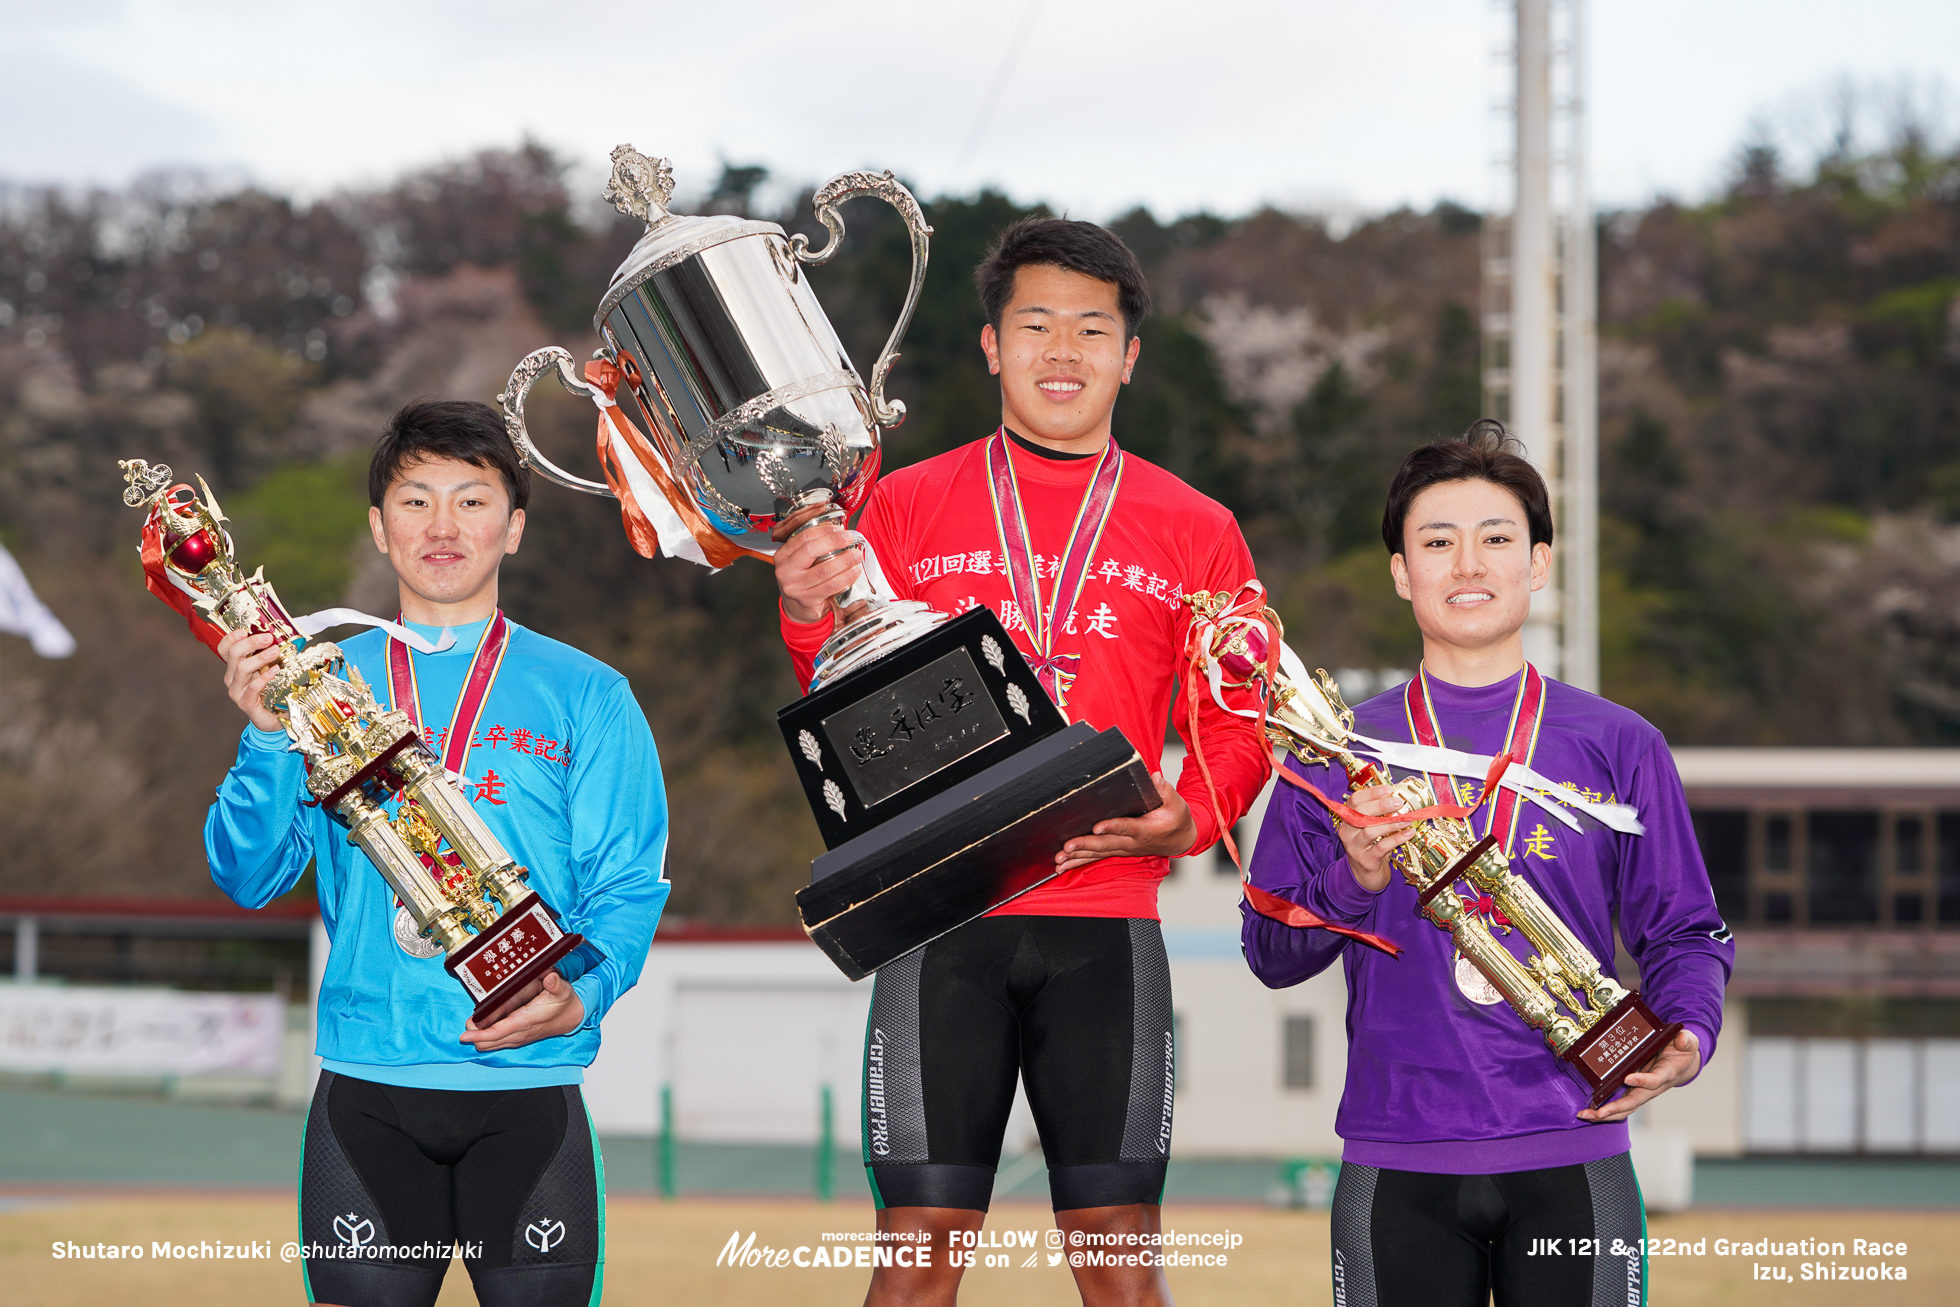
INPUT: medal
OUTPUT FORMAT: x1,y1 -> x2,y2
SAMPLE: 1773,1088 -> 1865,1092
1454,951 -> 1504,1004
394,905 -> 444,958
984,429 -> 1124,711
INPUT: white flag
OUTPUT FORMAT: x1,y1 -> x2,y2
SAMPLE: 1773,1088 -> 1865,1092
0,541 -> 76,657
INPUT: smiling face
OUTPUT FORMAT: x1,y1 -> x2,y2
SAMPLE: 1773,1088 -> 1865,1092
368,455 -> 525,625
979,263 -> 1141,452
1389,477 -> 1551,679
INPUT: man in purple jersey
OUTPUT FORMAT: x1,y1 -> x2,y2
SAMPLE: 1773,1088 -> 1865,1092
1243,420 -> 1732,1307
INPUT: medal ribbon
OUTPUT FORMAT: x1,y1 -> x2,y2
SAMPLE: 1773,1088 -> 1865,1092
380,613 -> 509,916
985,429 -> 1123,710
1404,663 -> 1546,855
387,611 -> 511,780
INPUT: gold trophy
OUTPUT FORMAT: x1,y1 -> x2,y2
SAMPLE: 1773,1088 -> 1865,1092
1185,589 -> 1679,1108
121,459 -> 583,1022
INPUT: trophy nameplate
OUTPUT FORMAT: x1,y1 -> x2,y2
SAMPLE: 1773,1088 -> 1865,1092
447,894 -> 580,1010
782,607 -> 1063,845
1564,993 -> 1681,1108
814,646 -> 1012,810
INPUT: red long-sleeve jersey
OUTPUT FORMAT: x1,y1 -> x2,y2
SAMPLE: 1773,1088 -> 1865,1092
782,434 -> 1272,918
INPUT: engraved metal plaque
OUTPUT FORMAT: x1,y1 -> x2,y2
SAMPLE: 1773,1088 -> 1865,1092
821,648 -> 1010,808
1575,1004 -> 1661,1079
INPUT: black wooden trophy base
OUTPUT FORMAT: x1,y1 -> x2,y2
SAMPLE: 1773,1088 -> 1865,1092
778,607 -> 1159,980
796,722 -> 1159,979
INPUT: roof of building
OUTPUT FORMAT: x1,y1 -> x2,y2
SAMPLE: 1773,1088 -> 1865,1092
1671,748 -> 1960,792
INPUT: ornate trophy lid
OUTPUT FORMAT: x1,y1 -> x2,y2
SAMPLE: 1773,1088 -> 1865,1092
601,144 -> 677,225
596,145 -> 784,331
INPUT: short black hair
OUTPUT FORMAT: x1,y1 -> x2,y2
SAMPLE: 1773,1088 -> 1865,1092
974,217 -> 1152,341
369,399 -> 530,513
1380,418 -> 1553,555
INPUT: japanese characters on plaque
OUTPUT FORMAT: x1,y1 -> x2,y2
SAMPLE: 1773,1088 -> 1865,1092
818,648 -> 1013,809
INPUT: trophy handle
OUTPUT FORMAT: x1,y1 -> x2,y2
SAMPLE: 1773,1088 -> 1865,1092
789,170 -> 933,429
496,347 -> 618,499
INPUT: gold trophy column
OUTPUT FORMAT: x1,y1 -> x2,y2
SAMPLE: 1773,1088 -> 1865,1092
1457,855 -> 1631,1015
337,791 -> 474,953
1420,881 -> 1583,1055
1387,776 -> 1586,1054
391,747 -> 534,911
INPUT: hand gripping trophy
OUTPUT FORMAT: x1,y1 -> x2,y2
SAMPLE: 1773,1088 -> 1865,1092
1183,587 -> 1679,1108
119,460 -> 583,1021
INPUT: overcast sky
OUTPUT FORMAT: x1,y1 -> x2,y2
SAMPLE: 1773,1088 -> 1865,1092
5,1 -> 1960,219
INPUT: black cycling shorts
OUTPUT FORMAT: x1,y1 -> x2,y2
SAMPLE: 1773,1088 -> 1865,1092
1329,1153 -> 1647,1307
862,914 -> 1174,1214
299,1070 -> 603,1307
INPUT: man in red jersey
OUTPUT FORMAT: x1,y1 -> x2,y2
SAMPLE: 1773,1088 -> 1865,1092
774,218 -> 1271,1307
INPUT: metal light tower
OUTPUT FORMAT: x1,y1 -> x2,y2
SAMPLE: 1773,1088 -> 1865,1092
1560,0 -> 1600,695
1482,0 -> 1598,691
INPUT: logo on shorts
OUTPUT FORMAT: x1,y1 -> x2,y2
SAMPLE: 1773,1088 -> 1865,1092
333,1213 -> 375,1247
525,1218 -> 566,1252
1157,1029 -> 1175,1155
865,1028 -> 890,1158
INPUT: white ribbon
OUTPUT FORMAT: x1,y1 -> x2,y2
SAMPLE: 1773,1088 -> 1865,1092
587,390 -> 722,572
1185,589 -> 1645,836
293,609 -> 455,655
856,538 -> 898,600
1346,732 -> 1645,836
274,610 -> 456,754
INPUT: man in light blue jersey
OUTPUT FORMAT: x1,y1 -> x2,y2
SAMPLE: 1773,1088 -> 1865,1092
208,398 -> 669,1307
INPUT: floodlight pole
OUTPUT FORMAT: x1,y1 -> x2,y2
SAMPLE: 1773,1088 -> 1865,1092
1560,0 -> 1600,694
1488,0 -> 1598,691
1512,0 -> 1560,677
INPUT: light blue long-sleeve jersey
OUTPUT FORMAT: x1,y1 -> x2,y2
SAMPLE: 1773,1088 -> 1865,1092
205,614 -> 670,1090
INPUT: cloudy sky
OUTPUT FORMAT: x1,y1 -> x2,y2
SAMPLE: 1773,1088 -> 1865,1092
5,0 -> 1959,218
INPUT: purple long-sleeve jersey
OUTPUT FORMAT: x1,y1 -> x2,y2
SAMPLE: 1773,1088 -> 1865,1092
1243,668 -> 1734,1173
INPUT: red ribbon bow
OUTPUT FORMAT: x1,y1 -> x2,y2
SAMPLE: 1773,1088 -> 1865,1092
1458,892 -> 1510,927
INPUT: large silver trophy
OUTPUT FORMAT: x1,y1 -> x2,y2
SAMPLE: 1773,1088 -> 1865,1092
500,145 -> 942,687
499,148 -> 1158,979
